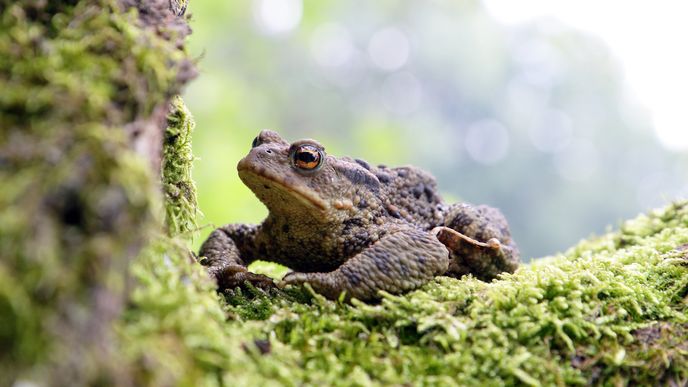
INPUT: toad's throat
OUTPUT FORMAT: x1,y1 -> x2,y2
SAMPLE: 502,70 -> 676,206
238,167 -> 329,212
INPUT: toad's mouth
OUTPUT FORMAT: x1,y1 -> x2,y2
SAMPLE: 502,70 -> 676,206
237,165 -> 328,212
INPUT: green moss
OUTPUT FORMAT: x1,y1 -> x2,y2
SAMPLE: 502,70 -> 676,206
163,96 -> 199,238
579,321 -> 688,384
120,200 -> 688,385
0,0 -> 193,384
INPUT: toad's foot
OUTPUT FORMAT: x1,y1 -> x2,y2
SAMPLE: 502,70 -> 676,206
199,223 -> 275,291
437,203 -> 520,281
280,228 -> 450,302
432,227 -> 502,250
210,264 -> 276,292
280,271 -> 342,299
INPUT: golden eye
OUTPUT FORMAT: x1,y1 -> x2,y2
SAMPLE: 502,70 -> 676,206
290,145 -> 324,171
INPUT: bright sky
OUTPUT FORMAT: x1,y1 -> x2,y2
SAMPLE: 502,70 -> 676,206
482,0 -> 688,151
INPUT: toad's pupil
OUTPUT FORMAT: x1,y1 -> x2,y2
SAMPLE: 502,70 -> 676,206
290,144 -> 323,171
297,151 -> 317,163
251,137 -> 259,148
293,147 -> 321,170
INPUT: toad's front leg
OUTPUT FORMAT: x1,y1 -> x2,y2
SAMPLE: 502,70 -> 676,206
199,224 -> 276,291
435,203 -> 519,281
281,228 -> 450,302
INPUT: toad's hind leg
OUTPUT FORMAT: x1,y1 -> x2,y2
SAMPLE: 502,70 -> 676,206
281,228 -> 450,302
435,203 -> 519,281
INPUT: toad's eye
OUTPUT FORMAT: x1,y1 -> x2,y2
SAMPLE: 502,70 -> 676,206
251,136 -> 260,148
290,144 -> 324,172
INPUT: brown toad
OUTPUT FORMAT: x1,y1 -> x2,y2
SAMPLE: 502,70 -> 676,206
199,130 -> 519,301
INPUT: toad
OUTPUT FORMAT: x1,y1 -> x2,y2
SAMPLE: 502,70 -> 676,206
199,130 -> 519,301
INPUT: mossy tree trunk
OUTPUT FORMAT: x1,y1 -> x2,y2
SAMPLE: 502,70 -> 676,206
0,0 -> 195,384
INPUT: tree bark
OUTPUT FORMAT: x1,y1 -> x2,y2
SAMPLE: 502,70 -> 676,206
0,0 -> 195,384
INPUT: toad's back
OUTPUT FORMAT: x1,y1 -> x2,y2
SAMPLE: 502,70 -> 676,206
368,163 -> 446,231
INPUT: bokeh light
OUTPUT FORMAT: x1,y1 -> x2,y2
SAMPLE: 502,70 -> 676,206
465,120 -> 510,165
368,27 -> 410,72
252,0 -> 303,36
185,1 -> 688,260
311,23 -> 355,68
380,72 -> 423,115
483,0 -> 688,151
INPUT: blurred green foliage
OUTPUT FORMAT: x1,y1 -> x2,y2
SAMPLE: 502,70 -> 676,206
185,1 -> 687,260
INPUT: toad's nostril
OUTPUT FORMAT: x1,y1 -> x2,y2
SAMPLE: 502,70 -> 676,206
265,149 -> 272,154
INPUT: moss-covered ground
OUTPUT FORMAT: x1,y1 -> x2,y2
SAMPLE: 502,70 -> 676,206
125,202 -> 688,385
129,100 -> 688,385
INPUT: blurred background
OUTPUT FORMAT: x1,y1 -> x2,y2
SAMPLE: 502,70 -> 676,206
185,0 -> 688,261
